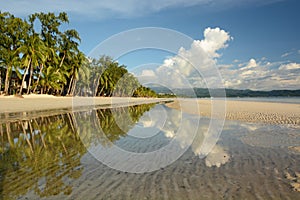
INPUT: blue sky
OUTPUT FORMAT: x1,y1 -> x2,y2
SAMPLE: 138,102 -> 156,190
1,0 -> 299,90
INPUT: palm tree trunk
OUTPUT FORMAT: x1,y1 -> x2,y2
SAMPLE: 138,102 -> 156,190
67,75 -> 74,95
70,112 -> 79,135
94,77 -> 100,96
109,90 -> 113,97
26,64 -> 34,94
59,138 -> 68,154
0,70 -> 2,93
71,79 -> 77,96
85,85 -> 89,96
60,85 -> 64,96
67,113 -> 76,133
28,121 -> 35,149
44,85 -> 48,94
4,65 -> 11,95
33,119 -> 47,149
58,53 -> 65,69
21,122 -> 34,154
6,123 -> 14,147
19,59 -> 31,95
33,63 -> 43,93
98,86 -> 104,96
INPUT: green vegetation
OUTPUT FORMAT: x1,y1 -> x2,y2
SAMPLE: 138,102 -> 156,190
84,56 -> 157,97
0,11 -> 157,97
0,103 -> 155,199
0,113 -> 86,198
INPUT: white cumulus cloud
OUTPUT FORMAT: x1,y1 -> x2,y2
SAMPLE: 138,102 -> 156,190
279,63 -> 300,70
136,27 -> 232,89
140,69 -> 156,77
240,58 -> 257,70
133,31 -> 299,91
219,58 -> 300,90
197,27 -> 232,57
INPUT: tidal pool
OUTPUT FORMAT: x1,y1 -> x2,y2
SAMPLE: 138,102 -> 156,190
0,103 -> 299,199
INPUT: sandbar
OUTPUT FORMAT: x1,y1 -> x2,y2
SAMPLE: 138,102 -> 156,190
166,98 -> 300,126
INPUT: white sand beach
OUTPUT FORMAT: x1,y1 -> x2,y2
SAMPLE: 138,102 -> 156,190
1,95 -> 300,126
0,94 -> 171,113
166,99 -> 300,125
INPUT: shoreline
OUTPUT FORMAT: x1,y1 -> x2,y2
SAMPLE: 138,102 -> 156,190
0,94 -> 172,113
166,99 -> 300,126
1,95 -> 300,126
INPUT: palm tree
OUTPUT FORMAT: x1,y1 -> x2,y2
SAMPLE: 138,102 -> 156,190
106,62 -> 127,96
58,29 -> 81,69
18,33 -> 46,95
96,69 -> 113,96
66,52 -> 86,96
76,60 -> 90,96
39,65 -> 66,94
1,50 -> 20,94
36,12 -> 69,49
90,56 -> 114,96
32,47 -> 56,93
1,11 -> 156,97
34,12 -> 70,95
114,73 -> 140,96
0,12 -> 28,95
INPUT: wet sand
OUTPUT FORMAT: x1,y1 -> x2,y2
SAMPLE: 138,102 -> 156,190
14,121 -> 300,200
166,99 -> 300,126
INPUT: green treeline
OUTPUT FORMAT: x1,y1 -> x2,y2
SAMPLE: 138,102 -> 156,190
0,11 -> 157,97
152,87 -> 300,97
86,56 -> 157,97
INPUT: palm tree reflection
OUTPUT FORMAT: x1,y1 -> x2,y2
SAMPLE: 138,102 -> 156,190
0,103 -> 155,199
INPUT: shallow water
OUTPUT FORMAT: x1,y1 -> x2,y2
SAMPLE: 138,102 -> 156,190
0,103 -> 299,199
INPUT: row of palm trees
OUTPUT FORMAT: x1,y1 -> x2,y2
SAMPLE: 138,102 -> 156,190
84,56 -> 158,97
0,11 -> 81,95
0,11 -> 157,97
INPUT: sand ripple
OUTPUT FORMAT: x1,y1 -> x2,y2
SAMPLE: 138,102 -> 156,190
17,131 -> 300,200
166,99 -> 300,126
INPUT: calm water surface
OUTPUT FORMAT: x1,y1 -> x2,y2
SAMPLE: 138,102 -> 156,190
0,103 -> 300,199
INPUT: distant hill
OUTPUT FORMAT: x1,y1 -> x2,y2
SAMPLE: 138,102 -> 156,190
151,87 -> 300,98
